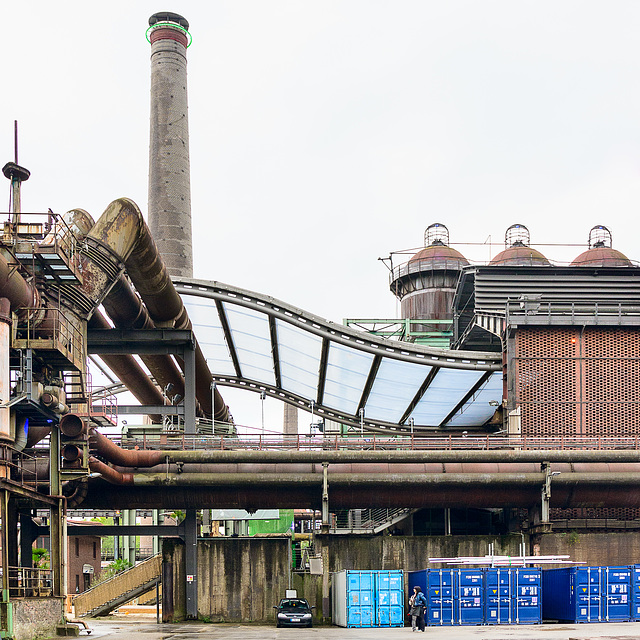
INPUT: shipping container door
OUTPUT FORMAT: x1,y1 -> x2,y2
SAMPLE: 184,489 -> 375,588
601,567 -> 631,622
631,565 -> 640,620
456,570 -> 484,625
574,567 -> 603,622
427,569 -> 454,625
485,568 -> 511,624
346,571 -> 374,627
512,569 -> 541,624
376,571 -> 404,627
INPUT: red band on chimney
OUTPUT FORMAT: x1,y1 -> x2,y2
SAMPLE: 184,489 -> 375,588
150,26 -> 188,48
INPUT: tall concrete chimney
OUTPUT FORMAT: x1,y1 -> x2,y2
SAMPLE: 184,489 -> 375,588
147,12 -> 193,278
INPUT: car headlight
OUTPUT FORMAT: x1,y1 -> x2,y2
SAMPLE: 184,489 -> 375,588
302,613 -> 312,618
278,613 -> 288,619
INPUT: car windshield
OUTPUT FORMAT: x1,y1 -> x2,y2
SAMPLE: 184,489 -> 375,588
279,599 -> 310,612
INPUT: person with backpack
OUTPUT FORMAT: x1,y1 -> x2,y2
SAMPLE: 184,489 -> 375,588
409,585 -> 427,632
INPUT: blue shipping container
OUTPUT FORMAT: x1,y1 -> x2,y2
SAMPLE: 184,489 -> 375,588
332,570 -> 404,628
346,571 -> 375,627
409,569 -> 483,626
543,566 -> 631,623
485,568 -> 541,625
376,571 -> 405,627
631,565 -> 640,620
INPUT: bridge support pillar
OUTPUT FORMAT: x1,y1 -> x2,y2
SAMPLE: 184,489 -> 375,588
321,462 -> 329,533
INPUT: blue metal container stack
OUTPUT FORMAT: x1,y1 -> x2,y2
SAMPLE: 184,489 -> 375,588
409,569 -> 483,625
485,568 -> 541,624
542,566 -> 631,623
332,570 -> 404,628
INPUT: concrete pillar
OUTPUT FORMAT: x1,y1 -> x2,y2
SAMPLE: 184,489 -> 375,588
283,404 -> 298,435
147,12 -> 193,278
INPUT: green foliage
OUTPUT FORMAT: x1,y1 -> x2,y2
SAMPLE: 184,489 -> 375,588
32,548 -> 49,568
561,530 -> 580,546
102,557 -> 133,580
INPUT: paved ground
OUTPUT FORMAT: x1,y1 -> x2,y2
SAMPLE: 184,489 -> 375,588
56,615 -> 640,640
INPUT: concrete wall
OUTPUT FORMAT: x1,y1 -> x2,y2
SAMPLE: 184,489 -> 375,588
539,532 -> 640,566
197,537 -> 290,622
163,532 -> 640,622
12,597 -> 62,640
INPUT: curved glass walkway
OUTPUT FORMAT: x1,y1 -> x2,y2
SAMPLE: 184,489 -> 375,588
175,279 -> 502,433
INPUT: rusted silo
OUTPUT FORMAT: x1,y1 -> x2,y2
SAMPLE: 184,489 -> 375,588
490,224 -> 550,266
571,225 -> 632,267
390,223 -> 468,342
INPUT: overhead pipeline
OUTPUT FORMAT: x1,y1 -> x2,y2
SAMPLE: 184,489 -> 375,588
86,198 -> 230,422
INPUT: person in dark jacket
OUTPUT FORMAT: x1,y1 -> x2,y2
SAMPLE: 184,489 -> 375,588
409,585 -> 427,632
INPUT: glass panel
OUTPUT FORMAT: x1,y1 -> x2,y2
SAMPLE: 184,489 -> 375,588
409,369 -> 485,426
444,372 -> 503,427
183,297 -> 236,376
364,359 -> 431,423
223,302 -> 275,385
323,342 -> 374,415
276,319 -> 323,401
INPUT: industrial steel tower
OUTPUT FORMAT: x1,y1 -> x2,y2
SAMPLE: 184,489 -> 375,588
147,12 -> 193,278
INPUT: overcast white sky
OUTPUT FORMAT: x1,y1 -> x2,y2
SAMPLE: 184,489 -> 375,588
4,1 -> 640,432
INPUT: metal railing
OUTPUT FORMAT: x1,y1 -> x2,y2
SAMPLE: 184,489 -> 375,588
73,553 -> 161,617
331,508 -> 413,533
7,566 -> 53,597
109,433 -> 640,452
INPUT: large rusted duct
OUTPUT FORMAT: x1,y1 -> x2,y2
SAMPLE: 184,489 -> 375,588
88,312 -> 166,421
87,198 -> 230,422
98,274 -> 194,415
89,428 -> 164,467
62,208 -> 186,420
0,252 -> 40,319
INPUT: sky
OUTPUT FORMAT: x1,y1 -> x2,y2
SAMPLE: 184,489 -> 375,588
3,1 -> 640,433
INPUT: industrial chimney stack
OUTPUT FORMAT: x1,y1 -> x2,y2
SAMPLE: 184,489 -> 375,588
147,12 -> 193,278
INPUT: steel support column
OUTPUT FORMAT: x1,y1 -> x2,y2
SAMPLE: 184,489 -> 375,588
49,426 -> 65,597
184,509 -> 197,619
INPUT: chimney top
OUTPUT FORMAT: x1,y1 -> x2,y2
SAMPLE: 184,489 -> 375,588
149,12 -> 189,30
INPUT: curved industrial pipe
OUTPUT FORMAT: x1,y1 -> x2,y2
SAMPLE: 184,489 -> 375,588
0,253 -> 40,317
88,311 -> 166,422
89,457 -> 133,485
60,208 -> 181,421
87,198 -> 230,422
89,428 -> 164,467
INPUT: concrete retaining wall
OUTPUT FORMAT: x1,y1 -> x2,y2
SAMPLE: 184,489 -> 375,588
163,532 -> 640,622
13,597 -> 63,640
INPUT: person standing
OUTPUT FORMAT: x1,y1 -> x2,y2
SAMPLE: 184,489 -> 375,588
409,585 -> 427,632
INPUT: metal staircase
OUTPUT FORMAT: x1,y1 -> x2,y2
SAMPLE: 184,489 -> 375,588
73,554 -> 161,618
330,508 -> 416,534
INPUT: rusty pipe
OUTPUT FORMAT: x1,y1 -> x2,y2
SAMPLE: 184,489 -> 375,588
98,277 -> 196,416
155,448 -> 640,465
87,198 -> 230,422
0,252 -> 40,319
65,208 -> 185,420
59,414 -> 86,439
88,311 -> 166,421
89,428 -> 164,467
89,457 -> 133,485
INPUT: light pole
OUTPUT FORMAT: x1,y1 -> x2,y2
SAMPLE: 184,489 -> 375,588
409,417 -> 414,438
260,390 -> 266,436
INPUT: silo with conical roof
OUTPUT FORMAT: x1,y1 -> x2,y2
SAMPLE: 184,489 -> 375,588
390,223 -> 468,344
